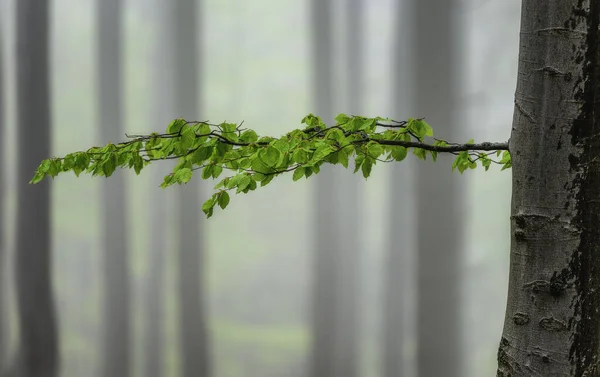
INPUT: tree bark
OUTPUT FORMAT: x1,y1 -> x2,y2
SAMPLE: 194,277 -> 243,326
13,0 -> 59,375
383,0 -> 415,376
310,0 -> 338,376
173,1 -> 211,376
97,1 -> 131,376
143,1 -> 172,376
498,1 -> 600,376
0,10 -> 5,363
332,1 -> 362,376
413,1 -> 463,376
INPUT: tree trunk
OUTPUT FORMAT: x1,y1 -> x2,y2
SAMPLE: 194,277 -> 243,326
413,1 -> 463,376
143,1 -> 172,376
0,11 -> 5,362
382,0 -> 415,376
173,1 -> 211,376
13,0 -> 59,375
310,0 -> 337,375
97,1 -> 131,376
498,1 -> 600,375
332,1 -> 362,376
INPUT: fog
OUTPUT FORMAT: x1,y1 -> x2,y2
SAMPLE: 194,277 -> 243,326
0,0 -> 519,376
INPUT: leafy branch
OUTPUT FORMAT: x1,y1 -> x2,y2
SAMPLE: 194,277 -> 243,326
30,113 -> 511,217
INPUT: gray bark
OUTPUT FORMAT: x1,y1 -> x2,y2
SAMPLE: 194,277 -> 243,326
498,1 -> 600,376
413,1 -> 463,376
309,0 -> 337,375
12,0 -> 59,375
97,1 -> 131,376
172,1 -> 211,376
383,0 -> 415,376
332,1 -> 362,376
0,11 -> 5,363
143,2 -> 172,376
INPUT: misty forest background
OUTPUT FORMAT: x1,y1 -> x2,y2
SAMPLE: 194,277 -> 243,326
0,0 -> 519,376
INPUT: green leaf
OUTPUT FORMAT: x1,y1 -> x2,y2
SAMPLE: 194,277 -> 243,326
413,148 -> 427,161
191,146 -> 213,164
202,196 -> 216,218
62,153 -> 75,171
335,113 -> 351,125
179,126 -> 196,150
338,148 -> 349,168
103,154 -> 117,177
240,129 -> 258,143
354,154 -> 365,173
202,165 -> 214,179
218,191 -> 230,209
358,118 -> 377,132
292,168 -> 304,181
367,142 -> 384,158
237,175 -> 252,192
292,149 -> 310,164
167,118 -> 187,134
133,155 -> 144,175
175,168 -> 193,184
361,158 -> 373,178
391,147 -> 408,162
261,175 -> 274,186
251,154 -> 271,174
161,173 -> 176,188
259,146 -> 281,167
30,170 -> 45,184
310,144 -> 334,163
211,165 -> 223,178
416,119 -> 433,137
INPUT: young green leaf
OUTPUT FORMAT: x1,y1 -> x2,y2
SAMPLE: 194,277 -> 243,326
218,191 -> 230,210
292,167 -> 304,181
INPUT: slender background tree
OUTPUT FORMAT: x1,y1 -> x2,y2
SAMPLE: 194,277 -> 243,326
0,7 -> 6,364
310,0 -> 337,375
173,1 -> 211,375
143,1 -> 172,376
383,0 -> 415,375
414,1 -> 463,376
333,0 -> 363,376
97,0 -> 131,376
12,0 -> 58,376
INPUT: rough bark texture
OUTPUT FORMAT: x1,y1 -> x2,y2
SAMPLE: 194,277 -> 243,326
498,1 -> 600,376
13,0 -> 59,375
414,0 -> 463,376
98,1 -> 131,376
173,1 -> 211,376
310,0 -> 338,375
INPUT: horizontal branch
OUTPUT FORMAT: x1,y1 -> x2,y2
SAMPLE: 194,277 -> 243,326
31,113 -> 512,218
374,139 -> 509,152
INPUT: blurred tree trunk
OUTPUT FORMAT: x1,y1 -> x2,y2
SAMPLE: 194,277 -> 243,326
333,1 -> 362,376
497,2 -> 600,375
143,2 -> 173,376
0,13 -> 5,363
309,0 -> 338,376
172,1 -> 211,376
413,1 -> 462,376
97,1 -> 131,376
11,0 -> 59,376
382,1 -> 415,376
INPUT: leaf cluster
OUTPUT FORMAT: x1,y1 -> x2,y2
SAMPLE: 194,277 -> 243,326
31,114 -> 511,217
